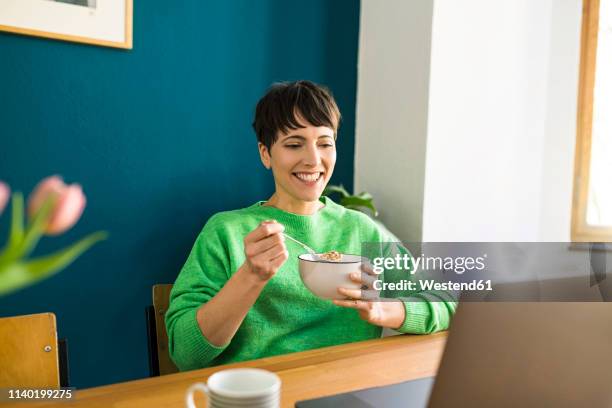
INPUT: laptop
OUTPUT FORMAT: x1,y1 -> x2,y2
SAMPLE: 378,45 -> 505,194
296,300 -> 612,407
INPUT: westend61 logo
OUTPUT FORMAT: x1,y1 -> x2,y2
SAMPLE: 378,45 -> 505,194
371,253 -> 487,275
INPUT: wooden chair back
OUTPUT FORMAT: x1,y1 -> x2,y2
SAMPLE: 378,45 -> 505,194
0,313 -> 61,388
152,284 -> 179,375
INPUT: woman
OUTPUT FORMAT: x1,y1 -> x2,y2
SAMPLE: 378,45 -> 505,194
166,80 -> 455,371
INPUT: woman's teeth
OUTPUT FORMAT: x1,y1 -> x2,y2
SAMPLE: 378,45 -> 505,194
294,172 -> 321,182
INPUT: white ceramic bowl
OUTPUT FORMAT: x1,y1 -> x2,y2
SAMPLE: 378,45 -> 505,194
298,253 -> 363,300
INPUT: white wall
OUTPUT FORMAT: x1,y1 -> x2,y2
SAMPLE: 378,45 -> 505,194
538,0 -> 583,241
423,0 -> 552,241
354,0 -> 434,243
356,0 -> 583,242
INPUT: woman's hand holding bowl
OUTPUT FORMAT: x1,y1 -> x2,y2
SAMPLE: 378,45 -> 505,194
333,261 -> 406,329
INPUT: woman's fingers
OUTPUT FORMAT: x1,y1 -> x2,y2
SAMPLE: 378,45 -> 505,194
333,299 -> 369,311
246,232 -> 285,257
338,286 -> 379,300
244,221 -> 287,261
349,272 -> 377,288
338,287 -> 361,299
242,221 -> 289,281
362,289 -> 380,300
361,261 -> 378,277
269,247 -> 289,267
245,220 -> 284,243
252,241 -> 287,264
246,242 -> 287,280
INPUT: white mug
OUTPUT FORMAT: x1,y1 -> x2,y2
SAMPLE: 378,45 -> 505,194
185,368 -> 281,408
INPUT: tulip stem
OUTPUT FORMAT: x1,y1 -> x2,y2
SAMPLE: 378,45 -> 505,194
0,194 -> 21,266
0,195 -> 57,268
9,193 -> 24,247
0,194 -> 26,267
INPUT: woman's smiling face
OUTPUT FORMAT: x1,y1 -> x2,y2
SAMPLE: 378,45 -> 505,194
259,115 -> 336,206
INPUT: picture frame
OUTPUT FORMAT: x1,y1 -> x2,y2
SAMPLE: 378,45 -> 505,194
0,0 -> 132,49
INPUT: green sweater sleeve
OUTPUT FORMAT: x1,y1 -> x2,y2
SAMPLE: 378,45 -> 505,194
397,291 -> 457,334
165,216 -> 231,370
376,239 -> 457,334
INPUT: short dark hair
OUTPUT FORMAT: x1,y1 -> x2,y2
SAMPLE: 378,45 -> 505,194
252,80 -> 341,150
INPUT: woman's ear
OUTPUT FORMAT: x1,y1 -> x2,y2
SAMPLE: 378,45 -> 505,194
258,142 -> 271,169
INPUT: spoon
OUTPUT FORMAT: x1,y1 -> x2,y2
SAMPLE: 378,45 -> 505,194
282,233 -> 321,260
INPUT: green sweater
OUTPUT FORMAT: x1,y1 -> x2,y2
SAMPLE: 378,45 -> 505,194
166,197 -> 456,371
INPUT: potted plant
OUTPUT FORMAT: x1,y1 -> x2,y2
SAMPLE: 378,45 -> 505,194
323,184 -> 401,242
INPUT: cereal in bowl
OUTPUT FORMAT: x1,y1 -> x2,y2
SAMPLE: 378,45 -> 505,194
319,250 -> 342,262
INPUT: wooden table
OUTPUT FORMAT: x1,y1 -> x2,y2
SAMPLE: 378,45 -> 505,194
17,332 -> 447,408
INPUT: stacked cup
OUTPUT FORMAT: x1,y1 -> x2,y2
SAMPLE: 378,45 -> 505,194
185,368 -> 281,408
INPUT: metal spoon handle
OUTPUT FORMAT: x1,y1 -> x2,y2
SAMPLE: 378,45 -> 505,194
283,233 -> 318,256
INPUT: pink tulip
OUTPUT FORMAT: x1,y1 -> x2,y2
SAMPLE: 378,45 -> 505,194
28,176 -> 87,235
0,181 -> 10,216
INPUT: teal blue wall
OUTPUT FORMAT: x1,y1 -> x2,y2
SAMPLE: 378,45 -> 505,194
0,0 -> 360,388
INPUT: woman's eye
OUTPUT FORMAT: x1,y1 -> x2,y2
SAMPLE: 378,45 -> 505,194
320,144 -> 334,148
285,144 -> 301,149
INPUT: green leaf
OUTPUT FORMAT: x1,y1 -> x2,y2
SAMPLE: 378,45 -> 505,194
0,263 -> 32,297
21,231 -> 108,277
341,196 -> 378,217
0,231 -> 108,297
355,191 -> 373,201
344,204 -> 367,214
323,184 -> 350,198
323,185 -> 381,218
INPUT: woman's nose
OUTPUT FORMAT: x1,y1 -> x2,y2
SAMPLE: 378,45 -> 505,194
302,144 -> 322,166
